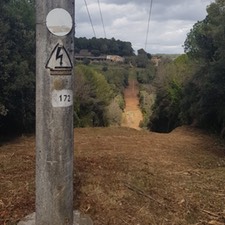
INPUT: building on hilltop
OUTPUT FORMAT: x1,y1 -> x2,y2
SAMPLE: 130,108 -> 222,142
106,55 -> 125,63
75,49 -> 125,63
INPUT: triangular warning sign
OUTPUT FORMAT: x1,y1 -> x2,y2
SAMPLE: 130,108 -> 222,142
46,43 -> 72,70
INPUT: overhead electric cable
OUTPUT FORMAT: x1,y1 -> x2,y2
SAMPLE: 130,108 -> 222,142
83,0 -> 96,37
97,0 -> 107,38
145,0 -> 153,51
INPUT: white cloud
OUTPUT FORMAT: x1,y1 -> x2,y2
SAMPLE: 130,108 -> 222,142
75,0 -> 214,54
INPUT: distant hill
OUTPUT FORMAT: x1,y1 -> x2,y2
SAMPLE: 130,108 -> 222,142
152,54 -> 181,60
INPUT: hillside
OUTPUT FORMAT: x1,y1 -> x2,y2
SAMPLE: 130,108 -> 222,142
1,127 -> 225,225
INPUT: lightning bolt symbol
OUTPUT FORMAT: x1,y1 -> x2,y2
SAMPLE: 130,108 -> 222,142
56,47 -> 63,66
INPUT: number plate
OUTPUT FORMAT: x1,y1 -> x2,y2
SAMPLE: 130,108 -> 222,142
52,89 -> 73,107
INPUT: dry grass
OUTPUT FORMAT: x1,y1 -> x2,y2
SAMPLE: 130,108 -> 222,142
1,126 -> 225,224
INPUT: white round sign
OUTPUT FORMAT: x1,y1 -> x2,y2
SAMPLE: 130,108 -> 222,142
46,8 -> 73,36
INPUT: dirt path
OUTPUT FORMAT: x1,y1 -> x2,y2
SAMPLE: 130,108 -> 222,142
121,79 -> 143,130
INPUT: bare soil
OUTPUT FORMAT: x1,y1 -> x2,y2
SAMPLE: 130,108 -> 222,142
1,126 -> 225,225
121,79 -> 143,130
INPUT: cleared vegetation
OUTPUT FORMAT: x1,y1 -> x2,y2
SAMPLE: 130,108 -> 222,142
1,127 -> 225,225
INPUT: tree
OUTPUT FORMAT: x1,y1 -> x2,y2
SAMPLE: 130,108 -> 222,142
0,0 -> 35,134
105,100 -> 123,126
182,0 -> 225,134
103,68 -> 129,94
74,37 -> 134,56
136,68 -> 155,84
148,55 -> 196,132
137,48 -> 147,55
74,65 -> 113,127
136,54 -> 149,68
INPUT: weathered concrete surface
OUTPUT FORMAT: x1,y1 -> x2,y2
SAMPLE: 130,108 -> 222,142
18,213 -> 35,225
17,211 -> 93,225
35,0 -> 75,224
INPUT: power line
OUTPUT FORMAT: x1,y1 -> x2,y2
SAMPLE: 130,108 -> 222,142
83,0 -> 96,37
145,0 -> 153,51
97,0 -> 107,38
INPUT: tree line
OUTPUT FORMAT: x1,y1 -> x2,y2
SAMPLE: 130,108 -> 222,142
75,37 -> 134,57
0,0 -> 131,135
0,0 -> 35,135
74,64 -> 128,127
148,0 -> 225,136
2,0 -> 225,138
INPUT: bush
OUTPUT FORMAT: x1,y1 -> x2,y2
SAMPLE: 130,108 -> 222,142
105,100 -> 123,126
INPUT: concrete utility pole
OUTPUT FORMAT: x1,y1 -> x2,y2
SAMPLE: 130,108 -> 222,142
18,1 -> 93,224
36,1 -> 74,225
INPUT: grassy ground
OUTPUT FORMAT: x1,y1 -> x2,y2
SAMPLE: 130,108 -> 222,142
1,126 -> 225,225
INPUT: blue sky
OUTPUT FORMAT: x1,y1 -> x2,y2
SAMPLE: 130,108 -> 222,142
75,0 -> 214,54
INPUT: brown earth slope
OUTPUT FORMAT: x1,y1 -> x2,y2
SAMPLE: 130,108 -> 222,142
1,127 -> 225,225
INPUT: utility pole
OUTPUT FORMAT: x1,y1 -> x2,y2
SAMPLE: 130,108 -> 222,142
18,1 -> 93,224
36,1 -> 74,225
